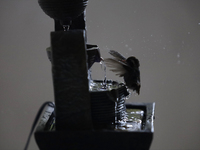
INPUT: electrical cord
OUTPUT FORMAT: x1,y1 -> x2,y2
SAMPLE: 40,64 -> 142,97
24,101 -> 55,150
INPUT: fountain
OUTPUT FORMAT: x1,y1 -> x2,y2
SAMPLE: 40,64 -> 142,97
29,0 -> 155,149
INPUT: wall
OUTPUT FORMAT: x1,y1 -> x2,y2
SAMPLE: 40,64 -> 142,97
0,0 -> 200,149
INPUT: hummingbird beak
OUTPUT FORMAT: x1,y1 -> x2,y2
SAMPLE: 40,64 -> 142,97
136,81 -> 141,95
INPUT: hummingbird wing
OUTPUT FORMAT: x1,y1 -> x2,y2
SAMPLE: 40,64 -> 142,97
104,58 -> 128,77
109,50 -> 126,61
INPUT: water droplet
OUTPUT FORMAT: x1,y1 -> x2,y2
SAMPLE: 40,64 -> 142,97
63,25 -> 70,31
128,48 -> 132,51
198,23 -> 200,25
177,53 -> 180,58
126,124 -> 133,128
125,44 -> 128,47
188,32 -> 191,34
100,60 -> 107,88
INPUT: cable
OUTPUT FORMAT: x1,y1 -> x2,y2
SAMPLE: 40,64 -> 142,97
24,101 -> 55,150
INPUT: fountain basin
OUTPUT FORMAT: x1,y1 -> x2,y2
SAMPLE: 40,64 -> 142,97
35,103 -> 155,150
38,0 -> 88,23
89,80 -> 129,129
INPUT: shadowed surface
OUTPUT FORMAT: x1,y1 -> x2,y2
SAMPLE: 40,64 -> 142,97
51,30 -> 92,130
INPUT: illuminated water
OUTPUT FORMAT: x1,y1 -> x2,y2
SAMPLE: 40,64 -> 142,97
44,60 -> 143,131
44,108 -> 144,131
63,25 -> 70,31
100,60 -> 107,88
115,109 -> 144,131
89,80 -> 124,91
89,80 -> 144,131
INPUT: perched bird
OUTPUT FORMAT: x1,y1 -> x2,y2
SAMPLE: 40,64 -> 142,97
104,50 -> 141,94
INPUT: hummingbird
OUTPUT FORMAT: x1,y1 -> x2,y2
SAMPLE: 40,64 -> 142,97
104,50 -> 141,94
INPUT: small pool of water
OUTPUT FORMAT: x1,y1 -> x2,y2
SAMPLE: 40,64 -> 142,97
89,80 -> 124,91
115,109 -> 145,131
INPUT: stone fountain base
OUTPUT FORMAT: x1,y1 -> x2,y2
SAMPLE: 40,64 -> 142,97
35,103 -> 155,150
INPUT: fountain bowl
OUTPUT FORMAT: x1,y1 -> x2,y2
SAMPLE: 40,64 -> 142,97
38,0 -> 88,23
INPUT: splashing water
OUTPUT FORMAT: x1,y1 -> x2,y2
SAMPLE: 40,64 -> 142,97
88,69 -> 93,89
100,60 -> 107,88
88,59 -> 110,91
88,60 -> 127,92
89,80 -> 124,92
116,109 -> 144,131
63,25 -> 70,31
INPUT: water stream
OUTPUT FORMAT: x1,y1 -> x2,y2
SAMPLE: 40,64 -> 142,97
100,60 -> 107,89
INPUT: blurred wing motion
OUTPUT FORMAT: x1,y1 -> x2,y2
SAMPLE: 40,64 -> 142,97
104,50 -> 141,94
109,50 -> 126,61
104,50 -> 130,77
104,58 -> 128,77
